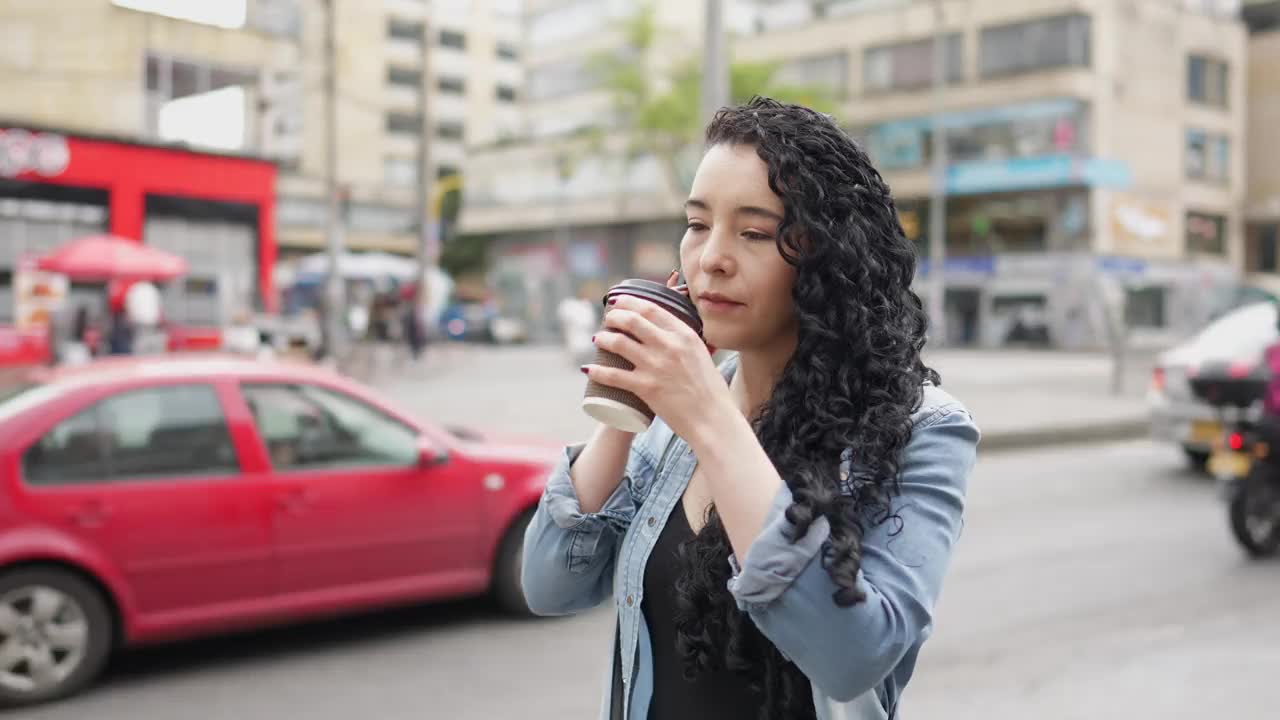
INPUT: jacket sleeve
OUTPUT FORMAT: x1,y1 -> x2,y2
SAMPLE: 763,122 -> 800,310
725,403 -> 979,702
520,441 -> 647,616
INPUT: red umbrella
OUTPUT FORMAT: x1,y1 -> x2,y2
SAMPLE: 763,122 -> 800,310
37,234 -> 188,282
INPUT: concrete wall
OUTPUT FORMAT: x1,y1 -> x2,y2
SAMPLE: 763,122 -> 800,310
1247,30 -> 1280,221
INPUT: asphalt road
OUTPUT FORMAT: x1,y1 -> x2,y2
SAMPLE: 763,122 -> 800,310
13,439 -> 1280,720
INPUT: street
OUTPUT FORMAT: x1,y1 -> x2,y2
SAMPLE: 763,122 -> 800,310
12,434 -> 1279,719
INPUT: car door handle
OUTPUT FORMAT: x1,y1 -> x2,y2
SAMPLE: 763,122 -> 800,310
68,502 -> 112,528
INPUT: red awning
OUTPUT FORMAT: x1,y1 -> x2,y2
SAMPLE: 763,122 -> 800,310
36,234 -> 188,282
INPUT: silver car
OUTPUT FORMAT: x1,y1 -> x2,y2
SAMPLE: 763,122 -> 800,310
1148,301 -> 1277,470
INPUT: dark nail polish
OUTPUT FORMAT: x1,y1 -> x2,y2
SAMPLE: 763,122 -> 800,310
591,334 -> 596,343
580,365 -> 589,374
607,298 -> 617,306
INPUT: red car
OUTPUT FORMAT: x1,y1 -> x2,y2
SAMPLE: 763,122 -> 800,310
0,355 -> 557,706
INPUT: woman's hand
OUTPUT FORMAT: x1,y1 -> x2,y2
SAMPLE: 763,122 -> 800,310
584,275 -> 733,442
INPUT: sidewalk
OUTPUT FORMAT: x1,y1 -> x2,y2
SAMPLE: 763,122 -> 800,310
925,350 -> 1152,451
372,345 -> 1153,452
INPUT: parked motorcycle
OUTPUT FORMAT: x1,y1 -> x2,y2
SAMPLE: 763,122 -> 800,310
1188,361 -> 1280,557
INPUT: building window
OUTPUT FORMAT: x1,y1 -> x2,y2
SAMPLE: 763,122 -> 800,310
437,165 -> 460,179
527,57 -> 597,101
1125,287 -> 1167,329
439,29 -> 467,49
864,35 -> 962,93
387,66 -> 423,88
1188,55 -> 1229,108
437,76 -> 466,94
1186,211 -> 1226,255
436,121 -> 465,141
496,85 -> 517,102
1259,224 -> 1280,273
144,53 -> 258,151
774,52 -> 849,98
979,13 -> 1091,78
385,157 -> 418,187
497,42 -> 519,61
385,112 -> 423,135
1185,129 -> 1230,183
388,19 -> 425,43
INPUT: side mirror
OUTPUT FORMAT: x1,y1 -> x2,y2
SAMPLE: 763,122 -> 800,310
417,438 -> 449,468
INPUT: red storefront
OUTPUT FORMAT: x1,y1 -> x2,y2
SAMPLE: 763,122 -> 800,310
0,124 -> 278,365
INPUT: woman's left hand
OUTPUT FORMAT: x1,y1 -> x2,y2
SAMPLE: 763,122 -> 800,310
585,294 -> 734,442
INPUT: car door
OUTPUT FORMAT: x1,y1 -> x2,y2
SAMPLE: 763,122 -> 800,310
240,382 -> 480,597
17,381 -> 275,620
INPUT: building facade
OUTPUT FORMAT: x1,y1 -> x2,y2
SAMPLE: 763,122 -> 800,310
462,0 -> 1254,350
0,0 -> 523,326
1244,0 -> 1280,279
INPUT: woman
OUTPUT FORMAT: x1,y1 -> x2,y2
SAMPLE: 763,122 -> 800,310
521,97 -> 980,720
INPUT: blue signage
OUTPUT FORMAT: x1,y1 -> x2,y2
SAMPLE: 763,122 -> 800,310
945,155 -> 1132,195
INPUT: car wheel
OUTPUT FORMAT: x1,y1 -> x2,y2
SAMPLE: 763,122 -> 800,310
1229,475 -> 1280,558
1183,447 -> 1210,473
0,568 -> 114,707
492,511 -> 535,616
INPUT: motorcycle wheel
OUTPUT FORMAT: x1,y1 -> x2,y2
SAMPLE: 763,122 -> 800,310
1228,473 -> 1280,558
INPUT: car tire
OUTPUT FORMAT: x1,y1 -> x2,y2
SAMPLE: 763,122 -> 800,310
0,567 -> 115,708
492,511 -> 535,616
1183,447 -> 1210,473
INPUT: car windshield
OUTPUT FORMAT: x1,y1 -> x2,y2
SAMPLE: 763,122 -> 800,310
1191,302 -> 1277,357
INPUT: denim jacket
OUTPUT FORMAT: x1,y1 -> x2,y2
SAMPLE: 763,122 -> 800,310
522,356 -> 980,720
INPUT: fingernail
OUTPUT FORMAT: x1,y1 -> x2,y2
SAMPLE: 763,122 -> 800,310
607,298 -> 617,306
590,334 -> 596,343
580,365 -> 590,374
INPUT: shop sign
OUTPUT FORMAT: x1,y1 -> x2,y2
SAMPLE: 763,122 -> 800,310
1110,196 -> 1172,251
0,129 -> 71,179
946,155 -> 1131,195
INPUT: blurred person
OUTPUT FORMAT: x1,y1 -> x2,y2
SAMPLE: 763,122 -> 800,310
222,309 -> 263,357
558,287 -> 599,366
521,98 -> 980,720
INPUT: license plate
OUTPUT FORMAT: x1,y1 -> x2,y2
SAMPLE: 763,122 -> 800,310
1208,451 -> 1251,479
1189,420 -> 1222,445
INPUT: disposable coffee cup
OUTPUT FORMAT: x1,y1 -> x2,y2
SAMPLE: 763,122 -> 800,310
581,279 -> 703,433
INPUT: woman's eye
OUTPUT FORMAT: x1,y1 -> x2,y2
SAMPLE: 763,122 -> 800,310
686,221 -> 708,232
743,230 -> 773,241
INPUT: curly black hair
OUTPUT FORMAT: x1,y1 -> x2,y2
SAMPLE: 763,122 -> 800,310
671,97 -> 940,719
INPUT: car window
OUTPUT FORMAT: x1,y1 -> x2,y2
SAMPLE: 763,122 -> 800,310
23,384 -> 239,486
242,384 -> 418,471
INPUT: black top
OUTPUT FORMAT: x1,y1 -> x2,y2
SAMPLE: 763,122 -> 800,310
634,500 -> 765,720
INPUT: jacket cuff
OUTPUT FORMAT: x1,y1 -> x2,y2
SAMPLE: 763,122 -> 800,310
727,482 -> 830,610
541,444 -> 633,572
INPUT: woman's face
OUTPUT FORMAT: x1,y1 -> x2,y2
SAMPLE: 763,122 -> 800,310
681,143 -> 799,353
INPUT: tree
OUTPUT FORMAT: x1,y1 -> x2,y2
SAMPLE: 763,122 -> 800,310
588,4 -> 837,194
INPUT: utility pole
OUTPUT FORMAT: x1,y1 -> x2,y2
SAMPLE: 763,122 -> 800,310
323,0 -> 347,359
415,17 -> 434,313
926,0 -> 949,347
700,0 -> 729,126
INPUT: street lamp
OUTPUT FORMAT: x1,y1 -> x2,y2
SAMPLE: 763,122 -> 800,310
927,0 -> 949,347
701,0 -> 729,125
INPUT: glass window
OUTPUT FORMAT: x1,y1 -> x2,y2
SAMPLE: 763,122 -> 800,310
865,35 -> 962,93
496,42 -> 519,61
1187,55 -> 1229,108
1186,211 -> 1227,255
1185,129 -> 1230,182
387,67 -> 423,87
496,84 -> 517,102
437,76 -> 466,94
979,13 -> 1091,78
1125,287 -> 1167,329
439,29 -> 467,49
774,52 -> 850,98
386,112 -> 423,135
242,385 -> 418,470
1258,224 -> 1279,273
387,19 -> 425,43
23,385 -> 238,485
526,57 -> 596,102
436,121 -> 465,141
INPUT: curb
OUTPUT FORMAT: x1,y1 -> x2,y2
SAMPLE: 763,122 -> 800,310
977,417 -> 1150,453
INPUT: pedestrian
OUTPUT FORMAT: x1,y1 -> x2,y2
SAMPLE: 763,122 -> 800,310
521,97 -> 980,720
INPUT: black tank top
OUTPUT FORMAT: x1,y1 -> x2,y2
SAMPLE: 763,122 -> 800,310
634,499 -> 765,720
